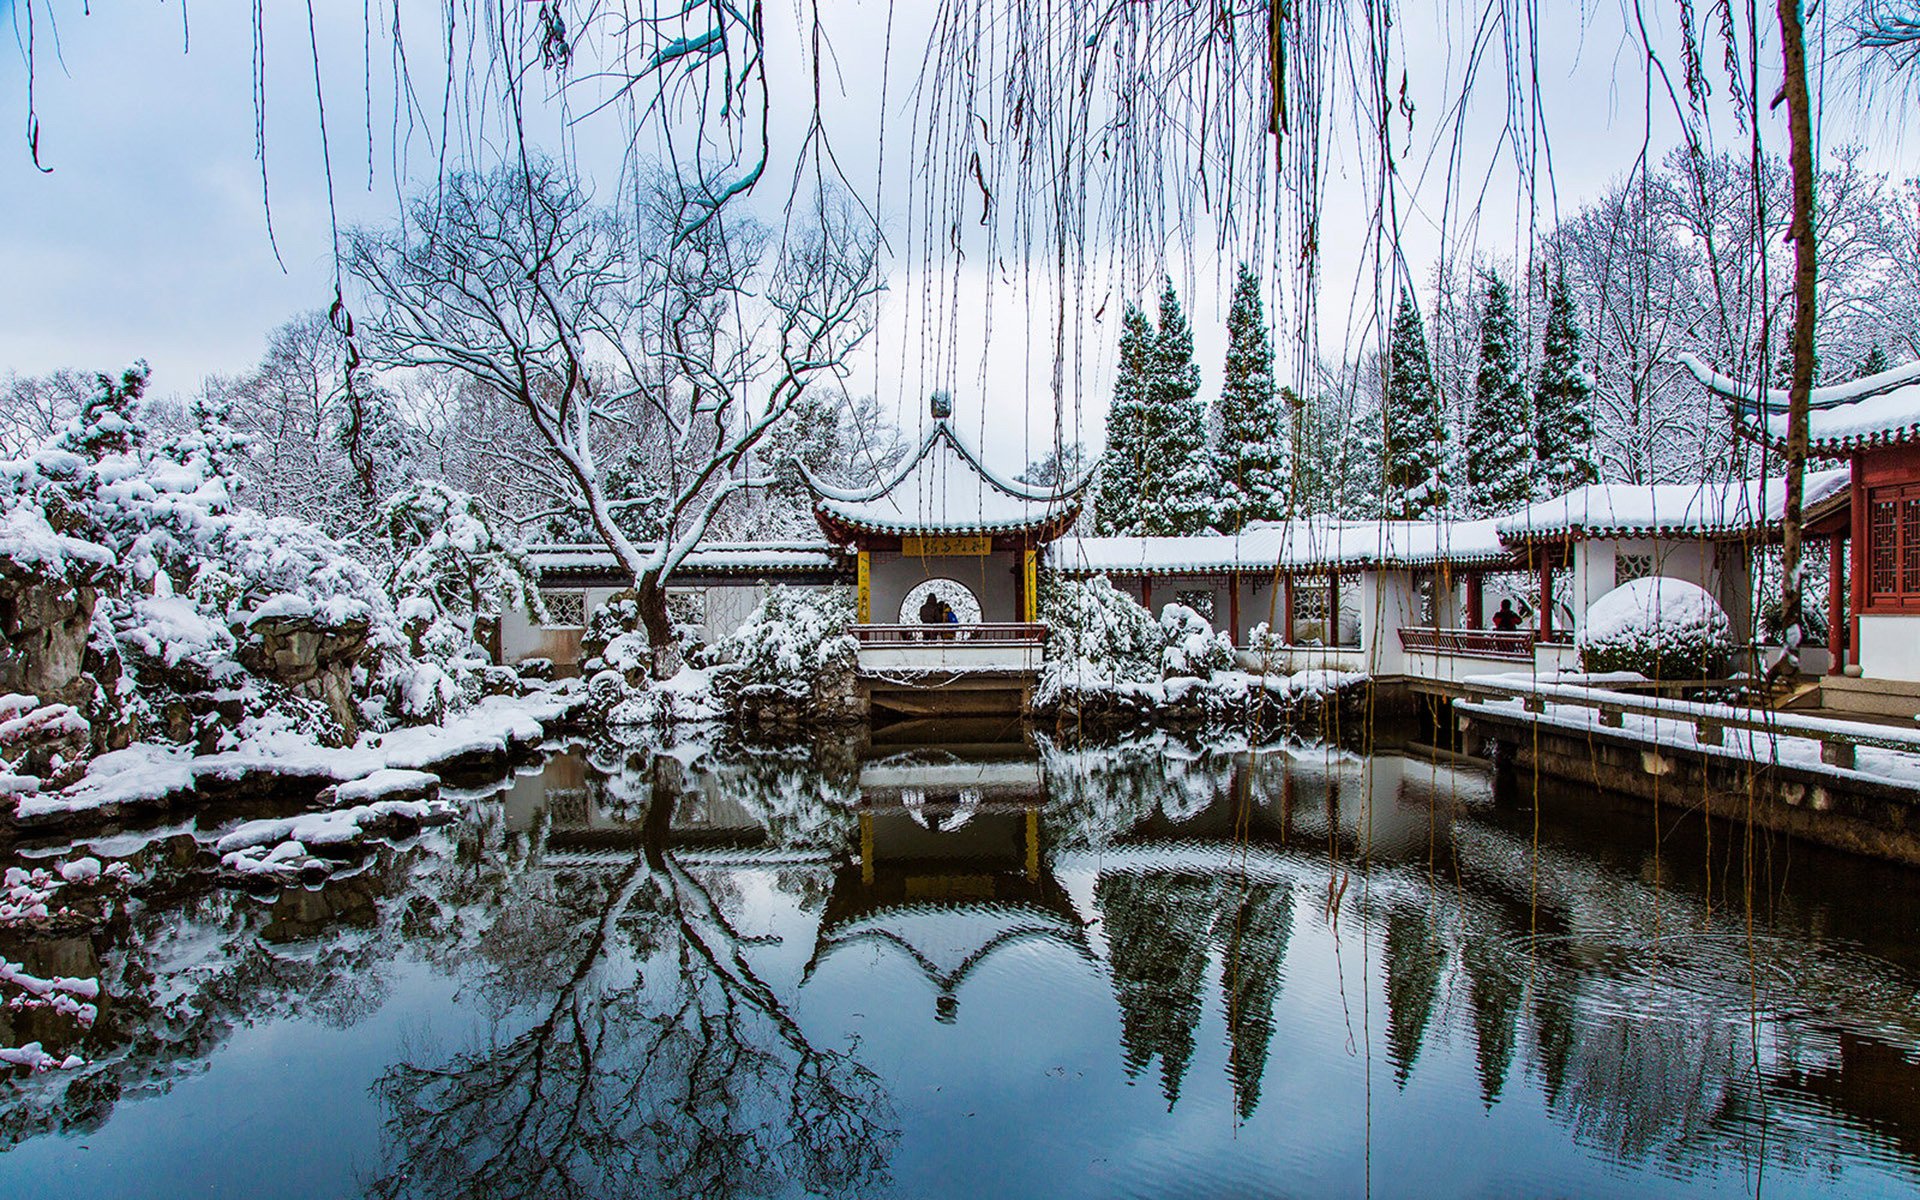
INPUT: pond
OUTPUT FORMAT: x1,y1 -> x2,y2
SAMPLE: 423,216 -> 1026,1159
4,727 -> 1920,1198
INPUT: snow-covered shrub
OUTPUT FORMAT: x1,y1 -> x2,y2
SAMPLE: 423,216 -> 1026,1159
1033,577 -> 1166,709
1158,603 -> 1234,678
580,594 -> 642,675
716,587 -> 856,700
1578,576 -> 1733,680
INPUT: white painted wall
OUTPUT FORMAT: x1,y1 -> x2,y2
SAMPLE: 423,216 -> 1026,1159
499,580 -> 826,670
1858,615 -> 1920,682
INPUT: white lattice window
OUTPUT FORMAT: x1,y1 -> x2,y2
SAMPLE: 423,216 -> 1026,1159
1175,589 -> 1215,622
1615,553 -> 1653,587
668,589 -> 707,626
541,590 -> 585,628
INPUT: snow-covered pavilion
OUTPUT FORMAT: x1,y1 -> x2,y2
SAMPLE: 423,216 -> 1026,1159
1685,354 -> 1920,690
804,394 -> 1088,683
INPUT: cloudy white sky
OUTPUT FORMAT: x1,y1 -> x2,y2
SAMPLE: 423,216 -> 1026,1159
0,1 -> 1886,473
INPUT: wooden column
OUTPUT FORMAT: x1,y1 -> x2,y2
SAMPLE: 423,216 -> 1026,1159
1327,571 -> 1341,645
1283,574 -> 1295,641
1465,571 -> 1485,630
1228,574 -> 1242,645
1141,578 -> 1152,610
1021,550 -> 1038,622
1827,534 -> 1846,676
1850,452 -> 1866,670
1538,553 -> 1555,639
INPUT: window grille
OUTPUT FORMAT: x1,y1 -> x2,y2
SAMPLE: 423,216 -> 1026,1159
542,590 -> 586,628
1614,553 -> 1653,587
1175,589 -> 1215,622
1866,485 -> 1920,608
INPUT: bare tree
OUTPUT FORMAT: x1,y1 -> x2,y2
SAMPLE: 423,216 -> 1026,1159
0,369 -> 95,457
349,161 -> 878,676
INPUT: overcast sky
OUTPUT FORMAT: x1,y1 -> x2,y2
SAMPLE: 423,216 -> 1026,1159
0,1 -> 1889,471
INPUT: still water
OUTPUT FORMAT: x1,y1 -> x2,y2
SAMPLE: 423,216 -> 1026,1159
5,727 -> 1920,1198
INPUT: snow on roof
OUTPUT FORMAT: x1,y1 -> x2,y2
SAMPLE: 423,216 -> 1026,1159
1047,516 -> 1511,576
1679,352 -> 1920,452
807,419 -> 1086,536
526,541 -> 843,576
1497,468 -> 1850,541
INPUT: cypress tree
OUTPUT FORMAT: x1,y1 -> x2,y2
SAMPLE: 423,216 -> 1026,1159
1465,270 -> 1535,516
1532,264 -> 1598,497
1383,295 -> 1447,519
1094,303 -> 1156,535
1856,344 -> 1890,379
1142,282 -> 1216,535
1214,263 -> 1288,532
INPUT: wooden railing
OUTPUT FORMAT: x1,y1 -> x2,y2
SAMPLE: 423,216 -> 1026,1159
850,622 -> 1048,646
1460,674 -> 1920,770
1398,627 -> 1536,660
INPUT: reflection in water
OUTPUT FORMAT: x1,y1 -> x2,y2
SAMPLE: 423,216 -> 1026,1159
3,731 -> 1920,1197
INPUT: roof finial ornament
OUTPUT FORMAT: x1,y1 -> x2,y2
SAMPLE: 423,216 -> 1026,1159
929,390 -> 952,420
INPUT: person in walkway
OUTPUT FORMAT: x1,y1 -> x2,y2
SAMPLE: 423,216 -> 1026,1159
919,594 -> 945,625
1491,599 -> 1521,632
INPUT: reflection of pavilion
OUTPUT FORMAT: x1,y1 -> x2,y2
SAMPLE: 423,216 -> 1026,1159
805,754 -> 1094,1023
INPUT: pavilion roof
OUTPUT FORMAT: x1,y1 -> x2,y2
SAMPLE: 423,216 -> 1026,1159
807,418 -> 1086,538
1679,352 -> 1920,453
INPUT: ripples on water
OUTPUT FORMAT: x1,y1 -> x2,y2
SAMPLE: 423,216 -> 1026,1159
3,729 -> 1920,1199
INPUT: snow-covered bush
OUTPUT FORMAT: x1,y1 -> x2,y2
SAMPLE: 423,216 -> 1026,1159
1159,603 -> 1234,678
1033,577 -> 1165,709
716,587 -> 856,700
1578,576 -> 1733,680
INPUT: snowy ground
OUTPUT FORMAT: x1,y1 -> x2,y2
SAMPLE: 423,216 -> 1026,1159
10,688 -> 584,831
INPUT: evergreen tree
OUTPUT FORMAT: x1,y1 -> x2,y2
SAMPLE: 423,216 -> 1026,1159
1213,264 -> 1288,531
1532,264 -> 1598,498
1464,271 -> 1535,516
1144,282 -> 1217,535
58,361 -> 151,462
1093,303 -> 1156,535
1383,296 -> 1447,519
1856,344 -> 1891,379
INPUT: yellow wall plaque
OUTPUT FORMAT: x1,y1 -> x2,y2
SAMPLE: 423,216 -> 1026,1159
901,535 -> 992,557
856,550 -> 871,622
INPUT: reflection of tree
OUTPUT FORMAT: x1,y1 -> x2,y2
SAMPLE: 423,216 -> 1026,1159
1097,872 -> 1218,1107
1383,907 -> 1446,1087
1214,883 -> 1293,1118
1459,930 -> 1522,1106
367,761 -> 895,1200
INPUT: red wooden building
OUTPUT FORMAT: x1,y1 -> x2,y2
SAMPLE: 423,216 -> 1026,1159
1686,355 -> 1920,686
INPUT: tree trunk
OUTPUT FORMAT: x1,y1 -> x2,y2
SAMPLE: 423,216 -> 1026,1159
1772,0 -> 1817,680
634,573 -> 681,680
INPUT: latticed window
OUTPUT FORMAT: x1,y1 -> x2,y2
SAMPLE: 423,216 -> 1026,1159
1614,553 -> 1653,587
1176,589 -> 1215,621
541,589 -> 586,627
1866,485 -> 1920,608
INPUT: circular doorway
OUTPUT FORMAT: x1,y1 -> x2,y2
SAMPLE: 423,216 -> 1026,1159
899,577 -> 983,626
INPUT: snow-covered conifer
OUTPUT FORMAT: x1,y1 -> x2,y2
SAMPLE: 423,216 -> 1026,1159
1142,282 -> 1216,535
57,363 -> 150,463
1465,271 -> 1535,516
1094,303 -> 1155,535
1532,264 -> 1597,498
1213,264 -> 1287,531
1856,344 -> 1890,379
1383,296 -> 1447,519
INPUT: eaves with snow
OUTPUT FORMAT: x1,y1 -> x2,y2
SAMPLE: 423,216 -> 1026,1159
1678,352 -> 1920,454
805,418 -> 1088,540
1048,516 -> 1511,576
525,542 -> 846,577
1496,468 -> 1851,543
